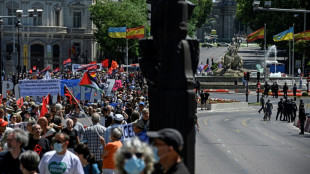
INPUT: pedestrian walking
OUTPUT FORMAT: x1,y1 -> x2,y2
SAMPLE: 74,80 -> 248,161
283,83 -> 288,98
276,98 -> 284,121
258,95 -> 265,114
271,82 -> 276,98
264,99 -> 273,121
298,100 -> 306,135
274,82 -> 279,98
264,82 -> 270,98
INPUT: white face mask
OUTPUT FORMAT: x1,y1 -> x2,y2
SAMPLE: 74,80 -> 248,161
54,143 -> 63,153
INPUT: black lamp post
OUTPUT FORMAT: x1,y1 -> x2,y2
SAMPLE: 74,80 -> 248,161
0,18 -> 3,93
15,20 -> 22,81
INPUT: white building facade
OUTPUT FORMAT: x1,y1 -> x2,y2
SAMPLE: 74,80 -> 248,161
0,0 -> 98,74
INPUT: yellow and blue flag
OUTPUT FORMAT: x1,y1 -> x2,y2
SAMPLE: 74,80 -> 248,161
273,26 -> 294,42
108,27 -> 127,38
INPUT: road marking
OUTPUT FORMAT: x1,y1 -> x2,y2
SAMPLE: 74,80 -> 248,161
281,141 -> 285,144
222,144 -> 226,147
234,158 -> 239,162
227,150 -> 231,153
242,118 -> 251,127
224,118 -> 230,121
234,129 -> 241,133
204,118 -> 209,127
218,139 -> 222,142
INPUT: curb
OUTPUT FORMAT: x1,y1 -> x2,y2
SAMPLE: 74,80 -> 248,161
203,89 -> 230,93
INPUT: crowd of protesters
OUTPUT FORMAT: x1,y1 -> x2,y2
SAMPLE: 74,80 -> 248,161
0,67 -> 190,174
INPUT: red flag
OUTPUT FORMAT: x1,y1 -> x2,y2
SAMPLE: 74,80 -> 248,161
40,96 -> 48,118
101,59 -> 109,68
111,60 -> 118,70
87,64 -> 97,71
89,61 -> 97,65
39,66 -> 50,74
53,67 -> 60,73
29,69 -> 33,74
45,93 -> 52,105
63,58 -> 72,65
16,97 -> 24,109
33,66 -> 37,71
64,86 -> 79,105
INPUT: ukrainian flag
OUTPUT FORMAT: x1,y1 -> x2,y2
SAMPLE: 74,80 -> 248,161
273,26 -> 294,42
108,27 -> 127,38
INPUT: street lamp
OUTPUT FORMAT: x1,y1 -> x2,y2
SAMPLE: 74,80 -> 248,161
0,18 -> 3,93
15,20 -> 22,81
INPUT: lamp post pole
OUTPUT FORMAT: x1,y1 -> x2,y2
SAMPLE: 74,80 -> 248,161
0,18 -> 3,93
16,20 -> 21,81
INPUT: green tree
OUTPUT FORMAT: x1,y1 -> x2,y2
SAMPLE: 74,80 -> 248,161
89,0 -> 148,63
188,0 -> 213,37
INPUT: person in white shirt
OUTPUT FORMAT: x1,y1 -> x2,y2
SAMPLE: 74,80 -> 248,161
39,132 -> 84,174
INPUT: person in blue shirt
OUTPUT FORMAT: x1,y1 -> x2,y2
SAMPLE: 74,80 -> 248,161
74,143 -> 101,174
132,119 -> 149,143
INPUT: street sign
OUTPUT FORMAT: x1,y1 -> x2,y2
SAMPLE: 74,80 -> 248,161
257,82 -> 261,89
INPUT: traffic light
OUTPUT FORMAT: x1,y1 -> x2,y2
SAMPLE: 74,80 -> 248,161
244,72 -> 248,80
244,72 -> 250,80
257,72 -> 260,80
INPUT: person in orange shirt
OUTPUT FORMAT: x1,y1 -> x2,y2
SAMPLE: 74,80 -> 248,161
100,127 -> 123,174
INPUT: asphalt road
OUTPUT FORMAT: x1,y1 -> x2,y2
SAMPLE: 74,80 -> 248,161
195,108 -> 310,174
199,46 -> 228,65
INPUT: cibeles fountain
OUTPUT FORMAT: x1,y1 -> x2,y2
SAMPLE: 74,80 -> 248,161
214,38 -> 247,76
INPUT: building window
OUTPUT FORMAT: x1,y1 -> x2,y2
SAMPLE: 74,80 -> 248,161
73,12 -> 81,28
8,9 -> 16,25
55,11 -> 60,26
33,11 -> 42,26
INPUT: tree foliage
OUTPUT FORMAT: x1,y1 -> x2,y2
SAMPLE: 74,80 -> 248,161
89,0 -> 148,63
236,0 -> 310,53
188,0 -> 213,37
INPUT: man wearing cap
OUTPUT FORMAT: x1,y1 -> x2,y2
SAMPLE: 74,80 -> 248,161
132,119 -> 149,143
148,128 -> 190,174
137,102 -> 146,115
0,119 -> 9,147
104,114 -> 124,144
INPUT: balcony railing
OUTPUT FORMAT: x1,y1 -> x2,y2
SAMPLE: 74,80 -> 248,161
2,25 -> 67,34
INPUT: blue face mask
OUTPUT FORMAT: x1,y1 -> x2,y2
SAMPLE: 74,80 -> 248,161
54,143 -> 63,153
124,156 -> 146,174
152,146 -> 160,163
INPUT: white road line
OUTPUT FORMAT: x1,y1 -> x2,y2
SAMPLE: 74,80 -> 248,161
227,150 -> 231,153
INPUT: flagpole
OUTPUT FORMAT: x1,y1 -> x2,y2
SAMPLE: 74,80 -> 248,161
289,39 -> 291,76
64,84 -> 101,137
264,23 -> 266,82
126,38 -> 129,72
292,24 -> 295,77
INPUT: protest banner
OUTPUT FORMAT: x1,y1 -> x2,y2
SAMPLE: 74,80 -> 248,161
120,123 -> 135,141
19,79 -> 60,97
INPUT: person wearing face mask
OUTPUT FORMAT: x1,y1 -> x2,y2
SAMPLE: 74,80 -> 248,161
114,137 -> 155,174
38,132 -> 84,174
147,128 -> 190,174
